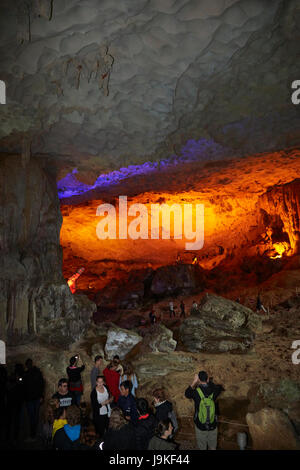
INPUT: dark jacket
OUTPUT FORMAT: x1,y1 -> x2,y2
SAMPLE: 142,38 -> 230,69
154,400 -> 173,423
52,391 -> 75,408
66,365 -> 85,384
117,393 -> 138,424
148,435 -> 178,451
103,423 -> 136,450
53,426 -> 90,451
23,366 -> 44,401
135,414 -> 156,450
185,381 -> 223,431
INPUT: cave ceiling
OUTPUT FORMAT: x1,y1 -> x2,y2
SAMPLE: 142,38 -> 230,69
0,0 -> 299,184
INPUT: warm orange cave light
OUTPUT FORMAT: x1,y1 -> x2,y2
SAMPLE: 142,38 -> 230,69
67,267 -> 85,293
60,149 -> 300,292
269,242 -> 290,259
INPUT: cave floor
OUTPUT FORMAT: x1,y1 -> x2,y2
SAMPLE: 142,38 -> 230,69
5,296 -> 300,451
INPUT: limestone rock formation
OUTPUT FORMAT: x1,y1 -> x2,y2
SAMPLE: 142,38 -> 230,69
246,407 -> 300,450
104,326 -> 143,360
257,179 -> 300,256
258,379 -> 300,410
133,351 -> 195,381
0,0 -> 299,176
179,294 -> 255,353
146,324 -> 177,353
0,155 -> 96,345
150,264 -> 204,297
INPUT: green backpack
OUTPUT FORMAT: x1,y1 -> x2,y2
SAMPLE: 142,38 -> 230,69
196,388 -> 215,425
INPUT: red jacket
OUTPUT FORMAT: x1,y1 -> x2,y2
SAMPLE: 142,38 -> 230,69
103,367 -> 120,402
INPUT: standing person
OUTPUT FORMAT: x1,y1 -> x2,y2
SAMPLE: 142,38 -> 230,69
0,363 -> 7,442
169,301 -> 175,318
135,398 -> 156,450
23,358 -> 45,441
113,355 -> 124,376
148,419 -> 178,451
256,293 -> 267,313
53,405 -> 89,450
152,388 -> 178,436
180,301 -> 186,319
90,375 -> 113,438
5,363 -> 25,443
119,363 -> 138,397
117,380 -> 138,425
52,378 -> 75,408
103,360 -> 121,403
90,355 -> 103,390
185,370 -> 223,450
52,405 -> 68,440
102,407 -> 136,450
66,355 -> 85,406
149,308 -> 156,325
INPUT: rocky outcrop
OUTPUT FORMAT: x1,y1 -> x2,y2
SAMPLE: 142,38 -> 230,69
246,408 -> 300,450
104,326 -> 143,360
257,379 -> 300,410
0,155 -> 95,344
257,179 -> 300,255
150,264 -> 205,297
133,352 -> 195,380
146,324 -> 177,353
179,294 -> 255,353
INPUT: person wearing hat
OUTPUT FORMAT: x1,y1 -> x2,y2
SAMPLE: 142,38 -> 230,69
185,370 -> 224,450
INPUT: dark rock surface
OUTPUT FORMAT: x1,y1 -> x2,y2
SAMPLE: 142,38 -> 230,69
179,294 -> 255,353
150,264 -> 205,297
0,155 -> 95,345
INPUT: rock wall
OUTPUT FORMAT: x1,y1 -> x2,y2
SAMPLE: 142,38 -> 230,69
0,155 -> 95,344
257,179 -> 300,255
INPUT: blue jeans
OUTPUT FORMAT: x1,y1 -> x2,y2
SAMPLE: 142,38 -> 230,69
26,399 -> 40,438
72,391 -> 82,406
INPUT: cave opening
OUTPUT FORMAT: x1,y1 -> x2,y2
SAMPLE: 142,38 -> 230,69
59,149 -> 300,317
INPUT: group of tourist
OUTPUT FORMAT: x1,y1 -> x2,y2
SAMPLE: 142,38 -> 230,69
0,358 -> 45,443
149,299 -> 193,324
0,349 -> 224,451
47,354 -> 180,451
51,354 -> 223,451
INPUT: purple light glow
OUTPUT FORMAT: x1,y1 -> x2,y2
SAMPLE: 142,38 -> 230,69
57,138 -> 231,200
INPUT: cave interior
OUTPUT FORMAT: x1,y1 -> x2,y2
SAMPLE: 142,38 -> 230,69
0,0 -> 300,451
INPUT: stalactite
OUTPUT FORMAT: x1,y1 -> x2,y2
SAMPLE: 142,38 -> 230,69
59,46 -> 114,96
17,0 -> 54,45
22,136 -> 31,167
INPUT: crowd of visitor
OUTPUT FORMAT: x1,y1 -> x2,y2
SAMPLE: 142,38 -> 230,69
0,351 -> 224,451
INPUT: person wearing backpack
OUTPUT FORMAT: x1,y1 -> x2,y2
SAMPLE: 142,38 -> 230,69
185,370 -> 223,450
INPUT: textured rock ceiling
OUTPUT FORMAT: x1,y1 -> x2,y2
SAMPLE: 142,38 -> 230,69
0,0 -> 300,177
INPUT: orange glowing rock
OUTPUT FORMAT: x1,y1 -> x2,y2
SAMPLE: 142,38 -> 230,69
67,267 -> 85,293
60,148 -> 300,292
